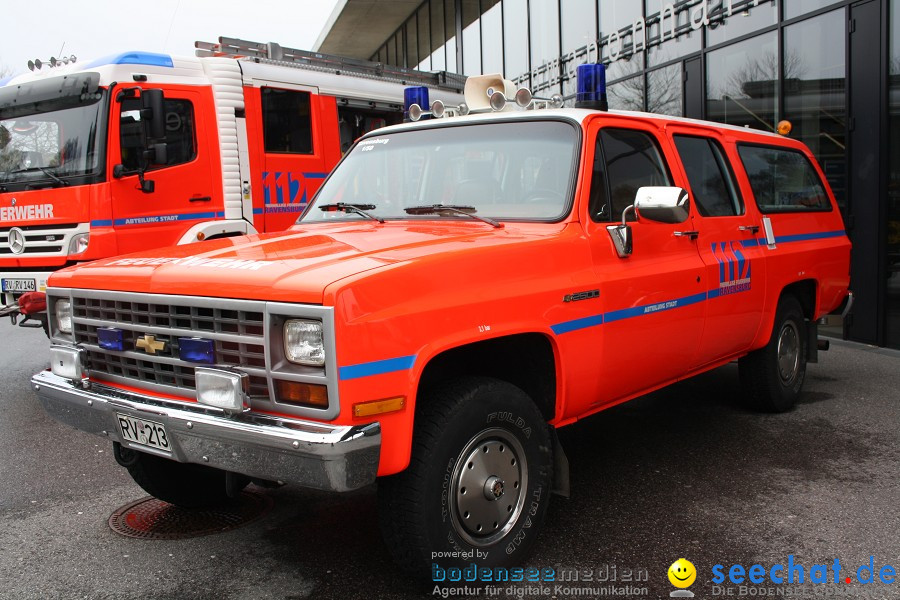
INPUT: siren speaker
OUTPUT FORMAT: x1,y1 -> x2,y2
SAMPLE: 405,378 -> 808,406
464,73 -> 517,111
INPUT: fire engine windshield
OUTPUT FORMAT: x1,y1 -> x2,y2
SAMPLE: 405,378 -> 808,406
0,72 -> 106,187
301,120 -> 579,223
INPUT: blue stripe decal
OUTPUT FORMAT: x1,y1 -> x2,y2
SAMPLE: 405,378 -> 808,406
711,243 -> 726,283
253,208 -> 264,215
733,245 -> 746,279
707,288 -> 721,299
91,219 -> 113,227
775,230 -> 845,244
339,355 -> 416,381
550,314 -> 603,335
740,238 -> 760,248
113,211 -> 218,226
303,172 -> 329,179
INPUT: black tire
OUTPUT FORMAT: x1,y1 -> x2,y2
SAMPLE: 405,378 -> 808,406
377,377 -> 553,575
739,295 -> 807,412
116,445 -> 243,508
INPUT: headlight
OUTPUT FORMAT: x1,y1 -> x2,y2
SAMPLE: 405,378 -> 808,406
68,233 -> 89,255
55,299 -> 73,333
283,319 -> 325,366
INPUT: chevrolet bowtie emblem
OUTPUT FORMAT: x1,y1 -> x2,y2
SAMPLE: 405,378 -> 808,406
135,334 -> 166,355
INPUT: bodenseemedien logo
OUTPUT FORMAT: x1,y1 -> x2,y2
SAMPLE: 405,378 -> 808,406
668,558 -> 697,597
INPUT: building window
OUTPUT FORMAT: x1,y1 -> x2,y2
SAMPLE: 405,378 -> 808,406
481,0 -> 503,75
261,88 -> 313,155
706,32 -> 778,132
784,9 -> 846,207
529,0 -> 560,75
646,64 -> 681,116
462,0 -> 482,75
504,0 -> 529,82
783,0 -> 844,21
431,0 -> 446,70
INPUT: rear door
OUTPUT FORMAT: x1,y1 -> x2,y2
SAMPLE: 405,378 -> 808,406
667,126 -> 767,365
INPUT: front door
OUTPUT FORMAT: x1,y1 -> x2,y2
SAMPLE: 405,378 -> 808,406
109,87 -> 217,255
585,119 -> 708,405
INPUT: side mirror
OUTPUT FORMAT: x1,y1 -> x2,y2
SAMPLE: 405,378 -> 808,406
633,186 -> 690,224
606,186 -> 691,258
140,89 -> 166,142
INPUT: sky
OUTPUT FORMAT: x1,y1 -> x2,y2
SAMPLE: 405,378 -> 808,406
0,0 -> 340,77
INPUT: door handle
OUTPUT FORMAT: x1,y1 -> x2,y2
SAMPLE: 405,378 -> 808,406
739,225 -> 760,234
673,230 -> 699,240
189,196 -> 212,203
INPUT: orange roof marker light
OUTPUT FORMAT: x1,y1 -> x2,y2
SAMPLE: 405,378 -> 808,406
777,120 -> 793,136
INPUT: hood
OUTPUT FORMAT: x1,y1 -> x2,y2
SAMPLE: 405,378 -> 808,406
48,221 -> 567,304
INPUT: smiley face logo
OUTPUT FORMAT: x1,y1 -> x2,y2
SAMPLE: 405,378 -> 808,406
668,558 -> 697,588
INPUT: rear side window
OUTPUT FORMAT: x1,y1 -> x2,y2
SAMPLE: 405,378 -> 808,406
673,135 -> 742,217
590,128 -> 672,222
737,145 -> 831,212
262,88 -> 313,154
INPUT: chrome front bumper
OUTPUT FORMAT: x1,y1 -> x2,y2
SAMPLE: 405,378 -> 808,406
32,370 -> 381,492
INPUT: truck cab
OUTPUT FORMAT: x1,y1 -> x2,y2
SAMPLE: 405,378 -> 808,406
32,68 -> 851,574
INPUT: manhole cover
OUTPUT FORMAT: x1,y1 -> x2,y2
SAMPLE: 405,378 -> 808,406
109,490 -> 273,539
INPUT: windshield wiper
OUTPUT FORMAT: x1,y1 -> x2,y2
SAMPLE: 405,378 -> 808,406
318,202 -> 384,223
9,166 -> 69,187
403,204 -> 503,228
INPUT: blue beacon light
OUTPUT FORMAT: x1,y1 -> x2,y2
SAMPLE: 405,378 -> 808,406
404,86 -> 430,121
97,327 -> 124,351
575,64 -> 609,111
179,337 -> 216,364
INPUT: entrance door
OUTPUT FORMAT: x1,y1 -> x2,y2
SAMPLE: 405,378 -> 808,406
684,56 -> 703,119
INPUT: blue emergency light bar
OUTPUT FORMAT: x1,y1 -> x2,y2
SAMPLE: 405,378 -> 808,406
575,64 -> 608,111
404,86 -> 429,121
97,327 -> 124,351
179,337 -> 216,364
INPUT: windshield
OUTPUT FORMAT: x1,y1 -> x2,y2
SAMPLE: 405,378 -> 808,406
0,74 -> 106,186
301,120 -> 580,223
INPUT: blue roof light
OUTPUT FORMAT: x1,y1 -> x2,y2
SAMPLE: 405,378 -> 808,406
403,86 -> 429,121
575,64 -> 608,111
82,52 -> 174,70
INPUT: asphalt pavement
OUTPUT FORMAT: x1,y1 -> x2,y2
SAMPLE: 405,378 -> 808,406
1,324 -> 898,600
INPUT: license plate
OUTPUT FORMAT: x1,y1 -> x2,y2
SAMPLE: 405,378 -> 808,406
1,278 -> 36,292
116,414 -> 171,452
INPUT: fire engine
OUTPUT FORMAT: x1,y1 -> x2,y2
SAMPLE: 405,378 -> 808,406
33,65 -> 852,573
0,36 -> 464,330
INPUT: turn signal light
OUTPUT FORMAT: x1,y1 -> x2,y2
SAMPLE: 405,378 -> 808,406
275,380 -> 329,407
353,396 -> 405,418
777,120 -> 792,135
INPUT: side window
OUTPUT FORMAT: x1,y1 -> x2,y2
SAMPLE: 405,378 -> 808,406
673,135 -> 743,217
120,98 -> 196,171
262,88 -> 313,154
737,145 -> 831,212
589,128 -> 672,222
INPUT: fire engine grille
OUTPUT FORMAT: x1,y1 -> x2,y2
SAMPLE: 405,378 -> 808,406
72,296 -> 269,399
0,223 -> 80,255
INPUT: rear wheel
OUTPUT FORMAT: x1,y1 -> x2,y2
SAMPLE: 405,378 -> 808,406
739,295 -> 807,412
114,443 -> 245,508
377,377 -> 553,575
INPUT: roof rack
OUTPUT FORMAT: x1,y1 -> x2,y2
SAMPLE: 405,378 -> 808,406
195,36 -> 466,93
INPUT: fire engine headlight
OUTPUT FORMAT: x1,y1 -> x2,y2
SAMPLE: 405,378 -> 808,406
55,299 -> 73,333
68,233 -> 89,255
283,319 -> 325,366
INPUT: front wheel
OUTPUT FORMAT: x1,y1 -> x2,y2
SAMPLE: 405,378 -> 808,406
377,377 -> 553,574
739,295 -> 808,412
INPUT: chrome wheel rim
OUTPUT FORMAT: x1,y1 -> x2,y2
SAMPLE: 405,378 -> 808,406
449,427 -> 527,547
777,321 -> 800,385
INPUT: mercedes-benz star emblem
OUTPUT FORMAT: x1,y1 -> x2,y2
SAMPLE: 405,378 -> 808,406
8,227 -> 25,255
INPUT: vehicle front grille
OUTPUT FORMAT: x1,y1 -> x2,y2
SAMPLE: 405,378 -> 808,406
0,223 -> 81,256
72,295 -> 269,399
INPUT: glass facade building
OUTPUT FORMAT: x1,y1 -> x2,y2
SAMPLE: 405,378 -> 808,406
348,0 -> 898,348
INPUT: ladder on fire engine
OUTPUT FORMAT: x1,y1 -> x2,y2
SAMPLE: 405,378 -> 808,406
195,36 -> 466,94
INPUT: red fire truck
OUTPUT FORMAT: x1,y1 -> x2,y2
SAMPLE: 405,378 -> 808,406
0,37 -> 463,330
